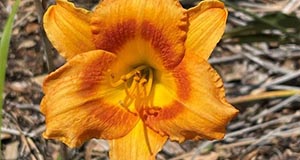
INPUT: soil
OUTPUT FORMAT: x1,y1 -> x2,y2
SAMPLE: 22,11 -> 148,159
1,0 -> 300,160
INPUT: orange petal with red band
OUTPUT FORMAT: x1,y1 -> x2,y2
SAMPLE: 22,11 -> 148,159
185,0 -> 227,59
41,50 -> 139,147
43,0 -> 96,60
144,53 -> 238,142
91,0 -> 188,70
109,121 -> 167,160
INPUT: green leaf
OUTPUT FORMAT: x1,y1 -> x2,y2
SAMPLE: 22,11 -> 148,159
225,34 -> 282,44
0,0 -> 20,147
222,0 -> 300,44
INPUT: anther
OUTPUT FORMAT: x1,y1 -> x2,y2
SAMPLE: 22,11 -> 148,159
135,70 -> 141,78
140,78 -> 147,85
121,75 -> 127,81
134,76 -> 140,82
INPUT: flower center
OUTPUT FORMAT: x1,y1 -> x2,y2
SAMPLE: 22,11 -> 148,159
108,65 -> 154,114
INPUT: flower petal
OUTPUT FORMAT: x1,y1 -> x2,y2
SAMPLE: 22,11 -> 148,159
41,50 -> 139,147
143,53 -> 238,142
43,0 -> 96,60
185,0 -> 227,59
91,0 -> 188,70
109,120 -> 167,160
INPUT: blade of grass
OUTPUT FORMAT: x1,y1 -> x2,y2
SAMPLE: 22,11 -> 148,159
228,90 -> 300,104
0,0 -> 20,148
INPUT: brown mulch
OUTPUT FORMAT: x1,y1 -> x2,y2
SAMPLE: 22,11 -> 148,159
1,0 -> 300,159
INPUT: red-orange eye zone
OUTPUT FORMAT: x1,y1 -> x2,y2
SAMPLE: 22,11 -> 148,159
90,0 -> 188,71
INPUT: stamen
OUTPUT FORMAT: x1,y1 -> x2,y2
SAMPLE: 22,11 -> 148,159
107,69 -> 125,87
121,79 -> 139,114
120,98 -> 137,115
145,69 -> 153,97
134,75 -> 141,82
140,78 -> 147,85
110,77 -> 126,87
124,79 -> 138,99
108,65 -> 155,113
109,65 -> 148,87
140,78 -> 147,98
123,95 -> 134,107
123,65 -> 147,80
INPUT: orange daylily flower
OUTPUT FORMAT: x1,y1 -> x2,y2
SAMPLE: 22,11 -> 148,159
41,0 -> 239,159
